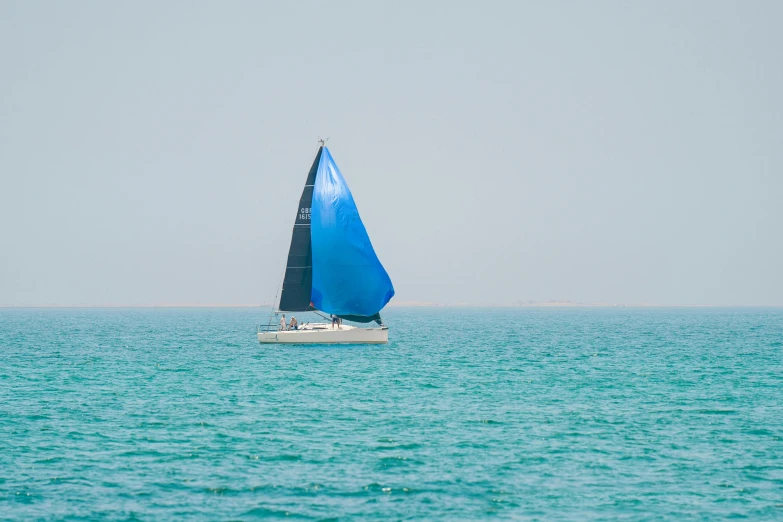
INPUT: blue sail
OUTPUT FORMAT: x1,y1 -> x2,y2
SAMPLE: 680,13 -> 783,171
310,147 -> 394,318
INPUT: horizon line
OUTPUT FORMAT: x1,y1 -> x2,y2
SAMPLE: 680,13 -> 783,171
1,302 -> 781,309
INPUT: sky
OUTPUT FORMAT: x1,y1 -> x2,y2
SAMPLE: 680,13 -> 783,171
1,1 -> 781,306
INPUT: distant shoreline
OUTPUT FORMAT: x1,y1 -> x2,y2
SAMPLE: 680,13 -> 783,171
1,303 -> 780,309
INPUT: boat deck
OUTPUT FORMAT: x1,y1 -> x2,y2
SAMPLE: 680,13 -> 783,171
257,323 -> 388,344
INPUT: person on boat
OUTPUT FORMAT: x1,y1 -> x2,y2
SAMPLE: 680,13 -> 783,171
280,314 -> 287,331
331,314 -> 338,329
289,316 -> 298,330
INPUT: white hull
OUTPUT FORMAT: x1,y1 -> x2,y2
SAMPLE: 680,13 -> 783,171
257,323 -> 388,344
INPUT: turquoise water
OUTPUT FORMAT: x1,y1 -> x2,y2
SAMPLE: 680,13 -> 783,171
1,307 -> 782,520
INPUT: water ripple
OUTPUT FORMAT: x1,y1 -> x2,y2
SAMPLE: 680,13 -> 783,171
1,307 -> 782,519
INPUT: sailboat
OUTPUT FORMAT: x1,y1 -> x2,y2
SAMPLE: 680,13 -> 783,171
258,141 -> 395,344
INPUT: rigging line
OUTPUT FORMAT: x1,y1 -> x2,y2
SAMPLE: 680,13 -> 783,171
267,254 -> 288,329
313,310 -> 330,321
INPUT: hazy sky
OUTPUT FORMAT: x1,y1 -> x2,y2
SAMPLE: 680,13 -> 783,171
1,1 -> 781,306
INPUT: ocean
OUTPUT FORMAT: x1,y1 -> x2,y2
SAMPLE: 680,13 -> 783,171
1,307 -> 781,520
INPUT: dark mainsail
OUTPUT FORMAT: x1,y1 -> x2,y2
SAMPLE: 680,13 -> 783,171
277,147 -> 322,311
